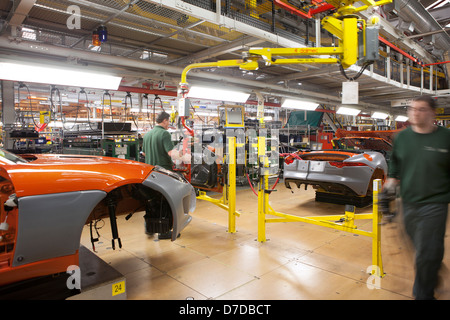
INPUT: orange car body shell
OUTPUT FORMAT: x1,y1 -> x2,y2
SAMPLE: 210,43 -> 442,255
2,154 -> 155,198
0,253 -> 79,288
0,154 -> 158,288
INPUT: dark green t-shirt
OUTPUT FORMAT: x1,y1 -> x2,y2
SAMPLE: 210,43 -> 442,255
142,125 -> 174,170
388,125 -> 450,203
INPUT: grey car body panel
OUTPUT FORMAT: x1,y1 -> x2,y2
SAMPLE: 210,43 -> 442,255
142,171 -> 194,241
284,151 -> 387,196
13,190 -> 107,267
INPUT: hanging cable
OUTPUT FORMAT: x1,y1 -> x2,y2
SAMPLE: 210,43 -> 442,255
152,94 -> 164,127
17,82 -> 41,127
102,90 -> 126,132
50,85 -> 64,153
189,98 -> 213,125
101,90 -> 110,138
78,88 -> 97,131
15,83 -> 24,126
50,85 -> 63,121
63,87 -> 96,131
126,92 -> 139,130
142,93 -> 150,126
63,88 -> 82,131
122,92 -> 129,127
339,61 -> 371,81
101,90 -> 110,124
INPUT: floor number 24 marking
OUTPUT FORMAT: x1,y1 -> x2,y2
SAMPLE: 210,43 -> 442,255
112,281 -> 126,296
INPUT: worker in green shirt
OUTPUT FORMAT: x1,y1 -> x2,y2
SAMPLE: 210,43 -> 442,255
142,112 -> 175,170
386,95 -> 450,300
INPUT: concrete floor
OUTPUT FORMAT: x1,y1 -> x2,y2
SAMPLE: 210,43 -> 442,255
80,185 -> 450,300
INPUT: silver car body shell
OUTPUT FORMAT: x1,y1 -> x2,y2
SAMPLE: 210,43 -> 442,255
283,151 -> 388,196
142,171 -> 195,241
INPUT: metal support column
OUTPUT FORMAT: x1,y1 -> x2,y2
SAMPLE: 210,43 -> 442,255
1,80 -> 16,150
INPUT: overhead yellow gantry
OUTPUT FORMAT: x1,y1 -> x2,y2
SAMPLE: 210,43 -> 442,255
179,0 -> 392,96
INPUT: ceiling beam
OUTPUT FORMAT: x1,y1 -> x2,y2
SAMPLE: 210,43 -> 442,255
65,0 -> 228,44
23,17 -> 191,56
143,0 -> 305,48
0,0 -> 37,36
8,0 -> 37,27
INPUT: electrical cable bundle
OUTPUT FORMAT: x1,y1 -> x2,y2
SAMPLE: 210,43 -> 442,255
339,61 -> 372,81
16,82 -> 41,128
126,92 -> 140,130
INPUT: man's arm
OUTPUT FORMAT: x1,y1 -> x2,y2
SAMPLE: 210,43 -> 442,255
385,135 -> 400,192
162,131 -> 189,162
169,149 -> 191,163
383,177 -> 399,192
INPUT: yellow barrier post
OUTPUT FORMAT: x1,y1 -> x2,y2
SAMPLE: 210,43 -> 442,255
257,135 -> 267,242
227,136 -> 237,233
371,179 -> 384,276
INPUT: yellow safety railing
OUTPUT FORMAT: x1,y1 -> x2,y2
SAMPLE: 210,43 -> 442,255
257,138 -> 384,277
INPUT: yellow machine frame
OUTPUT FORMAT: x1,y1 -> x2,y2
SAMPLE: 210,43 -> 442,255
181,0 -> 392,276
218,105 -> 245,129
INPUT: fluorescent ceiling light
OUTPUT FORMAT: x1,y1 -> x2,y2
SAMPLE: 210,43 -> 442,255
371,112 -> 389,119
395,115 -> 409,122
336,106 -> 361,116
187,86 -> 250,103
0,62 -> 122,90
281,99 -> 319,110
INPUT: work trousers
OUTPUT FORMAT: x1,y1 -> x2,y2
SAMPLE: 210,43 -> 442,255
402,202 -> 449,300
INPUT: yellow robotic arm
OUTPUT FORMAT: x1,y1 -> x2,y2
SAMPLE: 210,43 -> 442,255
179,0 -> 391,96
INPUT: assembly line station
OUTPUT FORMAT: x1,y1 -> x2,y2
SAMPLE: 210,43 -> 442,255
0,0 -> 449,303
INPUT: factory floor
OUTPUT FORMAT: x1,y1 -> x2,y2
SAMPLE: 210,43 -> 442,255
80,184 -> 450,300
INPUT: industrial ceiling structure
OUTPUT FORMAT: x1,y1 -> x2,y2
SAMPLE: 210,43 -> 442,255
0,0 -> 449,118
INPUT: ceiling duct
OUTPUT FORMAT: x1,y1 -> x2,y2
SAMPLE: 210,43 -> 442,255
390,0 -> 450,59
387,0 -> 450,87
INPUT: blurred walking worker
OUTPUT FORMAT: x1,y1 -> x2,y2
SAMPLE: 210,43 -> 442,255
386,95 -> 450,300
